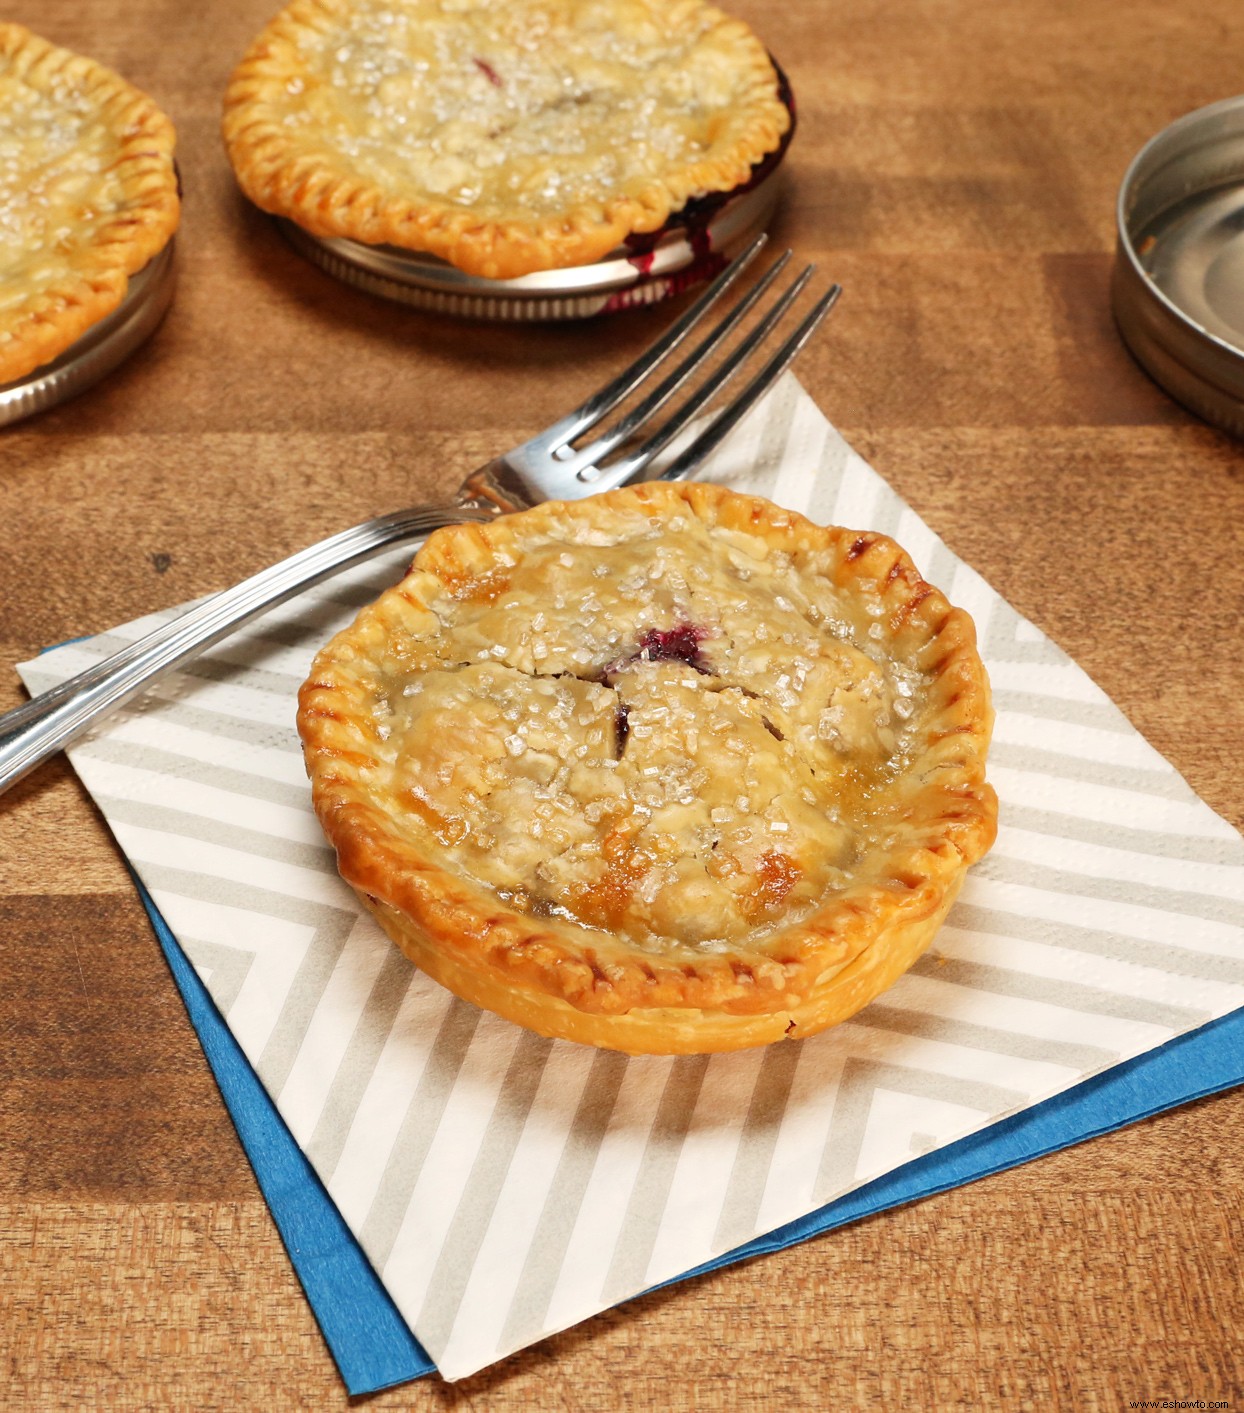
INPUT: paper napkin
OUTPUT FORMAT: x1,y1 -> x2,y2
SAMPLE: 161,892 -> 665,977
138,871 -> 1244,1396
20,375 -> 1244,1382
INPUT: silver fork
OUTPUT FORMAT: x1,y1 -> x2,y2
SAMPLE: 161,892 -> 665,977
0,237 -> 839,796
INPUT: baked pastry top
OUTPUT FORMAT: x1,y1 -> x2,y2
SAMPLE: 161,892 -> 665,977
299,483 -> 997,1054
0,24 -> 179,385
223,0 -> 791,279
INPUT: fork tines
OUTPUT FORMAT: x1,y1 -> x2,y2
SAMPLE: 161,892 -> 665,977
557,235 -> 841,490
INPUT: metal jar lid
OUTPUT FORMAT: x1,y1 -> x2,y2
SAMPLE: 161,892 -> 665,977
279,165 -> 784,321
1112,95 -> 1244,439
0,239 -> 177,428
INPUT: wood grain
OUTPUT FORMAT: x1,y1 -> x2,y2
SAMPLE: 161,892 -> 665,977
2,0 -> 1242,1408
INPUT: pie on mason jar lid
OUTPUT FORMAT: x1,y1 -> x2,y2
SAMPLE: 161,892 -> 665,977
297,483 -> 998,1055
222,0 -> 791,280
0,24 -> 179,385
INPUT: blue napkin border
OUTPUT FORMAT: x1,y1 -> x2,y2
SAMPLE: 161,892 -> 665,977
134,876 -> 1244,1395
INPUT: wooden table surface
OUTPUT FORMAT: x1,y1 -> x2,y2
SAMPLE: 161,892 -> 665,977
3,1 -> 1243,1408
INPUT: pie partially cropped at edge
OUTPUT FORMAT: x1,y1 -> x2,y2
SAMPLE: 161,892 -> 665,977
222,0 -> 791,280
297,483 -> 998,1054
0,24 -> 179,385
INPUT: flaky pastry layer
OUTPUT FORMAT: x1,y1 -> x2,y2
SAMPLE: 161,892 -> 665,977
0,24 -> 179,384
222,0 -> 790,279
298,483 -> 998,1053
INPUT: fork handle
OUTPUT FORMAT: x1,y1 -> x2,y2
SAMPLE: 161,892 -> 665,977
0,503 -> 484,797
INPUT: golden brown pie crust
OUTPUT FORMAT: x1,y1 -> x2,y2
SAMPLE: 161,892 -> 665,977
0,24 -> 179,385
222,0 -> 791,280
298,483 -> 998,1054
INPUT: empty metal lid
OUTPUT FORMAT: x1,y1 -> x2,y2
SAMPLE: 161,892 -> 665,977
1113,95 -> 1244,439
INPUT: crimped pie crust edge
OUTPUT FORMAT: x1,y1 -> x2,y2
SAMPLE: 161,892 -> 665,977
0,24 -> 180,385
298,481 -> 998,1054
222,0 -> 791,280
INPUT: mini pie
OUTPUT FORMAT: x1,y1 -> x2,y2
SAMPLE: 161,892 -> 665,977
223,0 -> 791,279
0,24 -> 179,385
298,483 -> 998,1054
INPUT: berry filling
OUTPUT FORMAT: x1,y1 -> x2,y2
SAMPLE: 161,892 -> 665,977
600,621 -> 711,683
614,702 -> 630,757
635,622 -> 708,671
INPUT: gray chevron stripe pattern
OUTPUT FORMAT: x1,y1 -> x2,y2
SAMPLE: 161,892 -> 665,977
177,934 -> 256,1017
599,1054 -> 713,1308
944,902 -> 1244,984
304,947 -> 417,1178
813,1057 -> 1029,1203
76,737 -> 311,808
996,802 -> 1244,866
989,688 -> 1142,734
710,1043 -> 805,1255
358,997 -> 483,1269
987,740 -> 1197,797
905,953 -> 1210,1028
979,599 -> 1072,666
850,1004 -> 1121,1072
977,850 -> 1243,926
97,795 -> 337,871
91,692 -> 304,752
414,1030 -> 555,1352
496,1047 -> 630,1353
18,377 -> 1244,1380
